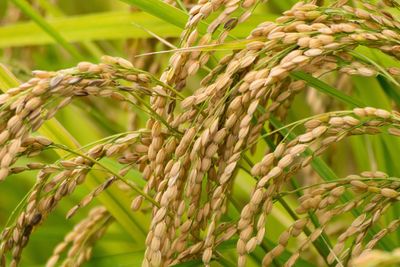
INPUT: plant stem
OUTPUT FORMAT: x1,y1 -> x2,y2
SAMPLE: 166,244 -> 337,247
11,0 -> 83,60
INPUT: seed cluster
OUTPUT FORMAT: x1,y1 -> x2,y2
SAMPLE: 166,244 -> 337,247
46,207 -> 111,267
1,0 -> 400,266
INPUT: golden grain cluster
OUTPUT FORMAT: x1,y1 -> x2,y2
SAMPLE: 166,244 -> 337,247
1,0 -> 400,266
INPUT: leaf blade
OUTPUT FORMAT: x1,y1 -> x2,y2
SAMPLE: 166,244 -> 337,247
10,0 -> 83,59
290,71 -> 364,108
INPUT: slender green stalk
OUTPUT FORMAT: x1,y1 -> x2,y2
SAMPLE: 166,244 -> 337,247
36,0 -> 103,59
119,0 -> 191,30
290,71 -> 364,108
174,0 -> 187,12
10,0 -> 83,60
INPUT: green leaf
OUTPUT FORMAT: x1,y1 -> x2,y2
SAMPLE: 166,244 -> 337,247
10,0 -> 83,59
0,9 -> 268,49
290,71 -> 365,108
36,0 -> 103,58
0,11 -> 180,48
377,75 -> 400,107
119,0 -> 189,30
0,64 -> 20,88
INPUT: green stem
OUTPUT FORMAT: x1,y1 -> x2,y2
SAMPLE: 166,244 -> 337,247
11,0 -> 83,60
174,0 -> 187,12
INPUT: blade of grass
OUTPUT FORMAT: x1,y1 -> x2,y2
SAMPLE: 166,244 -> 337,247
377,75 -> 400,106
0,11 -> 267,48
173,0 -> 187,12
10,0 -> 83,60
0,11 -> 181,48
119,0 -> 194,30
290,71 -> 365,108
37,0 -> 63,16
36,0 -> 103,59
132,22 -> 177,49
348,50 -> 400,87
0,64 -> 20,89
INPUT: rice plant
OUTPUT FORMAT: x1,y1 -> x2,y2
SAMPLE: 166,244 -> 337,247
1,0 -> 400,266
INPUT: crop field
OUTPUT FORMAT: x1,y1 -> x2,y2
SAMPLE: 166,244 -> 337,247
1,0 -> 400,266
